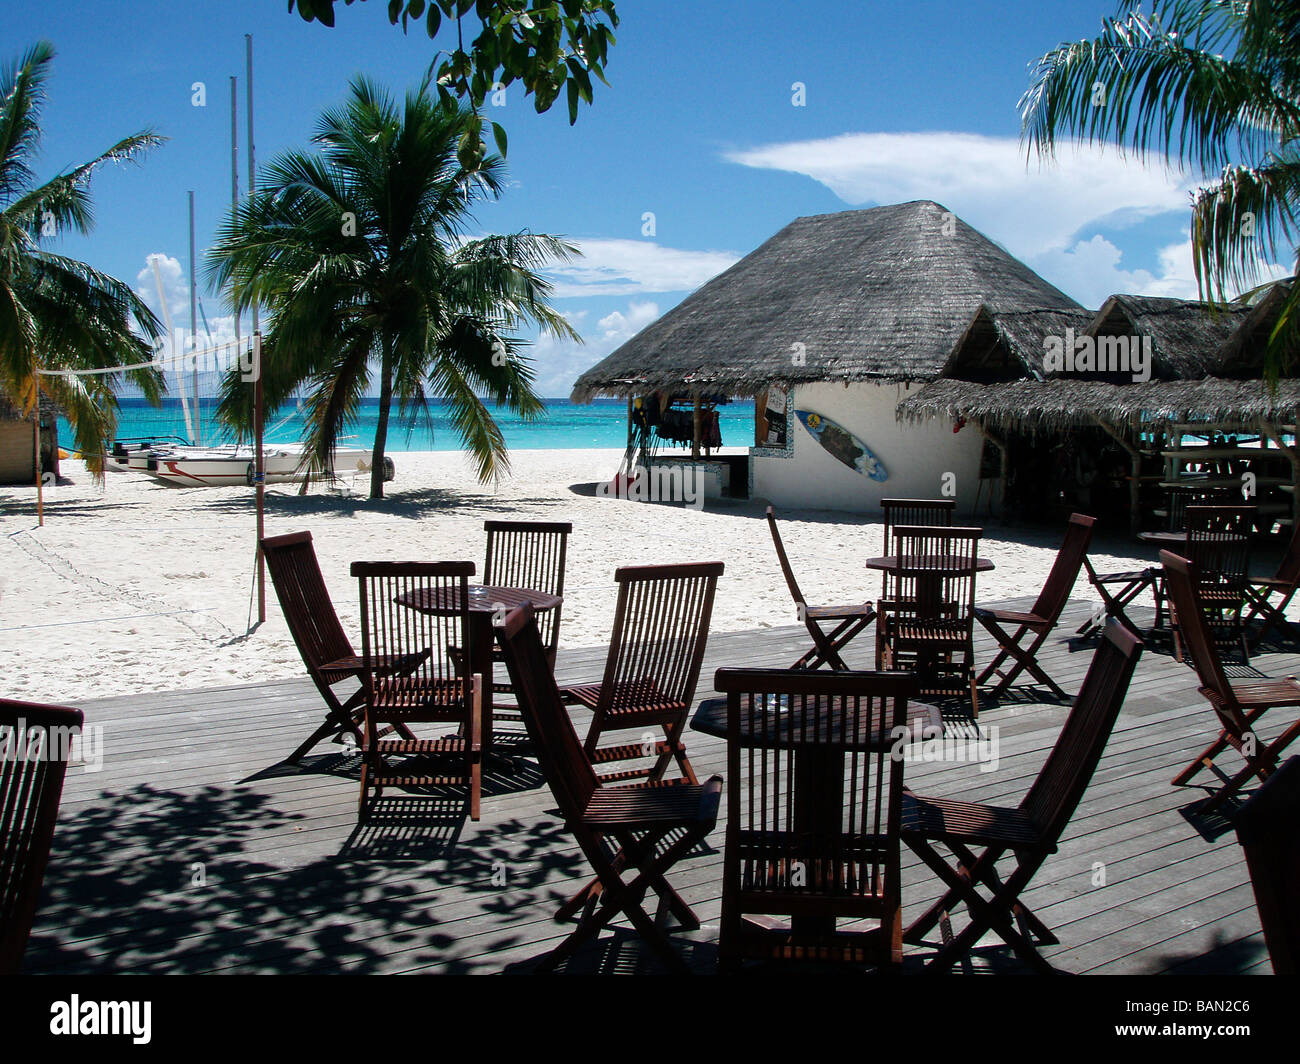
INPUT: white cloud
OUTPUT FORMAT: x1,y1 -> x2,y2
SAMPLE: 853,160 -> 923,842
546,239 -> 738,297
1028,234 -> 1291,308
526,300 -> 660,397
725,131 -> 1194,259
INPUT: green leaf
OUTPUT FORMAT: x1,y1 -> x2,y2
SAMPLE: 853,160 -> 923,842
409,0 -> 426,18
425,4 -> 441,36
491,121 -> 508,156
566,78 -> 578,124
387,0 -> 403,22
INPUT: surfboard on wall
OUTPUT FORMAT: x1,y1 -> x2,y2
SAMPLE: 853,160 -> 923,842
794,409 -> 888,482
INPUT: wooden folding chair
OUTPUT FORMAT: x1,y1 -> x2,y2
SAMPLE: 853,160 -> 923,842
902,620 -> 1143,973
714,667 -> 916,972
1,699 -> 82,974
880,498 -> 955,599
352,561 -> 484,820
561,562 -> 723,785
1076,555 -> 1156,639
469,520 -> 572,720
766,506 -> 874,670
977,514 -> 1095,700
262,531 -> 418,762
497,603 -> 722,973
1233,755 -> 1300,975
876,525 -> 982,716
1170,505 -> 1254,663
1161,550 -> 1300,813
1244,523 -> 1300,650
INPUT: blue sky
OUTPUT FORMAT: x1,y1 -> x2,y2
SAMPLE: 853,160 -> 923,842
10,0 -> 1290,396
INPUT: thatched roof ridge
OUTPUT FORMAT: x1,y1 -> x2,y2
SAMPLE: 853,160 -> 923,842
1088,294 -> 1250,379
897,376 -> 1300,433
941,306 -> 1096,381
1215,281 -> 1294,376
0,389 -> 61,422
570,201 -> 1081,401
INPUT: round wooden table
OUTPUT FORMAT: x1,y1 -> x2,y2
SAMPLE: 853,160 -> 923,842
398,583 -> 562,749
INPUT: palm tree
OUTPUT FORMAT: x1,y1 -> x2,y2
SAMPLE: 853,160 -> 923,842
207,75 -> 581,499
1021,0 -> 1300,371
0,41 -> 165,478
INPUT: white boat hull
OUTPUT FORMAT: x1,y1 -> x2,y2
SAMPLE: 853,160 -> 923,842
141,447 -> 382,487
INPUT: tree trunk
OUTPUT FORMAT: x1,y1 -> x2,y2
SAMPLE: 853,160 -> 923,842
370,339 -> 395,500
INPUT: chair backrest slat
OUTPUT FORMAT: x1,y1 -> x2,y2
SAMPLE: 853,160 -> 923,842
483,520 -> 572,658
1031,514 -> 1095,621
1160,550 -> 1239,722
881,499 -> 955,557
597,562 -> 723,714
1183,505 -> 1254,593
498,604 -> 600,811
261,531 -> 355,673
1021,621 -> 1143,832
890,526 -> 981,624
350,560 -> 475,716
0,699 -> 82,975
713,667 -> 916,958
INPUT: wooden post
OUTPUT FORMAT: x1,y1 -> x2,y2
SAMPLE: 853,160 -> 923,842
754,389 -> 768,447
1259,417 -> 1300,529
691,392 -> 702,460
254,331 -> 265,624
1095,416 -> 1142,535
32,394 -> 43,527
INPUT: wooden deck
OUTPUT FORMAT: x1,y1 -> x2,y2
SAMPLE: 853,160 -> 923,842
22,597 -> 1288,975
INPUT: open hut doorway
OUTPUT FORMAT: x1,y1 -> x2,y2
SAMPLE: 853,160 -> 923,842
997,425 -> 1133,527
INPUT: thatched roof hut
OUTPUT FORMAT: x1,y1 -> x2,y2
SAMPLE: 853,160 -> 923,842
0,388 -> 61,484
570,200 -> 1081,401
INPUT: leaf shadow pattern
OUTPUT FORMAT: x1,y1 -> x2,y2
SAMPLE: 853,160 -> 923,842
20,775 -> 606,974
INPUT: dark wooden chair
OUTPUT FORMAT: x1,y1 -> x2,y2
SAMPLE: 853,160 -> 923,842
1161,550 -> 1300,813
1244,522 -> 1300,650
483,520 -> 571,668
1,699 -> 83,975
262,531 -> 417,762
876,525 -> 982,716
766,506 -> 874,670
902,620 -> 1143,972
1170,505 -> 1255,662
714,667 -> 916,972
497,602 -> 722,973
879,498 -> 956,598
352,561 -> 483,820
561,562 -> 723,785
466,520 -> 572,720
1076,555 -> 1157,639
976,514 -> 1095,700
1233,754 -> 1300,975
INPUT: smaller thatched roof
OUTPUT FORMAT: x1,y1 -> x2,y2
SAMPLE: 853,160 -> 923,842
939,306 -> 1095,381
1087,294 -> 1250,379
0,389 -> 60,423
1214,281 -> 1295,376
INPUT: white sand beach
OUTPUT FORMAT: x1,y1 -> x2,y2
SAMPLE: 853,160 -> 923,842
1,447 -> 1158,704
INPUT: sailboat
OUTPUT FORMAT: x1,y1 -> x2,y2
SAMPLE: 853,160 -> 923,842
115,193 -> 392,489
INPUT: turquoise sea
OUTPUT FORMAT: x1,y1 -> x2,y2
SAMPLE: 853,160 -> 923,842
71,397 -> 756,453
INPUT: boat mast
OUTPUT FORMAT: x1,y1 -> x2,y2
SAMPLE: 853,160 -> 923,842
188,189 -> 200,446
231,75 -> 240,353
247,33 -> 265,624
